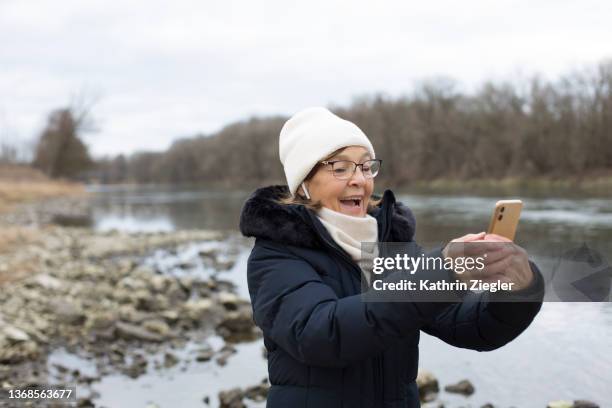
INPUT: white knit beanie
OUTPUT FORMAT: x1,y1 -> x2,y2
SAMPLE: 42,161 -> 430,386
279,107 -> 376,196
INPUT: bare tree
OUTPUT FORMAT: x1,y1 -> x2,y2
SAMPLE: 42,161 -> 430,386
32,108 -> 93,179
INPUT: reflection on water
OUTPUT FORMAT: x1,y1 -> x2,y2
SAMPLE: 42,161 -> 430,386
95,215 -> 174,232
92,335 -> 266,408
84,185 -> 612,406
87,184 -> 250,232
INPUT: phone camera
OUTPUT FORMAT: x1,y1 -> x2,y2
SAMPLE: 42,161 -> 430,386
500,206 -> 505,213
497,214 -> 503,221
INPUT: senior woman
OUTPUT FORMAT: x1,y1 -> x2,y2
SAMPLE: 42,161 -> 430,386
239,107 -> 544,408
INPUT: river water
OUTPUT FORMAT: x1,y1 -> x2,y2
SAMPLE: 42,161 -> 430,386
79,184 -> 612,407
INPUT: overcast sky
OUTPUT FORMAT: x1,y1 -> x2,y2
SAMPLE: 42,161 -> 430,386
1,0 -> 610,158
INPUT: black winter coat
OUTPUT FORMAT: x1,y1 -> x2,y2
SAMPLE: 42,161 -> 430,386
239,185 -> 544,408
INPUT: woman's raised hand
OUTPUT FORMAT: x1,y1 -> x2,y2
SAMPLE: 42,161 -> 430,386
442,232 -> 534,291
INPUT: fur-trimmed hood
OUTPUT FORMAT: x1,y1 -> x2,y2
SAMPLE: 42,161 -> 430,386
239,185 -> 416,249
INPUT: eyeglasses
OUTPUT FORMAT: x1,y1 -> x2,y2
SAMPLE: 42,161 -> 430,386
320,159 -> 382,180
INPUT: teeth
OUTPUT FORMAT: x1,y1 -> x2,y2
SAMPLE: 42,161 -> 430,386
340,198 -> 361,207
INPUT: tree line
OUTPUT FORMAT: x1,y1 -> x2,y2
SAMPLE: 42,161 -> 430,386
15,60 -> 612,187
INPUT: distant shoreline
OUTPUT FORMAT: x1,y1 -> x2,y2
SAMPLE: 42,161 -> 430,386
398,175 -> 612,197
84,175 -> 612,197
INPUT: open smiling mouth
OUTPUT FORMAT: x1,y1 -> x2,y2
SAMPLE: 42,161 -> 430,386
338,196 -> 363,214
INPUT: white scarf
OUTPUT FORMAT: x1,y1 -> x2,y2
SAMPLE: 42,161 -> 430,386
316,206 -> 379,285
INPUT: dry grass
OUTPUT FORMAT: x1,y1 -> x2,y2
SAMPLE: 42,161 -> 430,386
0,163 -> 49,182
0,180 -> 87,210
0,164 -> 87,213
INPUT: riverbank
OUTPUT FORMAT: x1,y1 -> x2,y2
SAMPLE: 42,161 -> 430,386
0,222 -> 267,407
403,174 -> 612,197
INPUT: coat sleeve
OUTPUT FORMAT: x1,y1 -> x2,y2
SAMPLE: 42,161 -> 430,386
247,239 -> 461,368
421,261 -> 545,351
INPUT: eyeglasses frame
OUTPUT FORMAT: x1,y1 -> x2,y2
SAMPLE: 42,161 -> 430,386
319,159 -> 383,179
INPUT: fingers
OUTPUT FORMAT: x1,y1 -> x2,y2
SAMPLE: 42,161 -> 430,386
451,232 -> 486,243
482,253 -> 514,276
481,244 -> 516,264
463,232 -> 487,242
450,240 -> 506,257
447,232 -> 487,258
483,233 -> 512,242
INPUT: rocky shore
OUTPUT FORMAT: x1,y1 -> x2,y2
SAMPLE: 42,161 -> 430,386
0,218 -> 265,407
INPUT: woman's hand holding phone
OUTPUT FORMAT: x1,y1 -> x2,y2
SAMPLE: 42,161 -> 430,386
478,233 -> 534,291
442,232 -> 534,291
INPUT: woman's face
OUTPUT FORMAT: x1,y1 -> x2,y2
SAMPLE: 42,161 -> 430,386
301,146 -> 374,217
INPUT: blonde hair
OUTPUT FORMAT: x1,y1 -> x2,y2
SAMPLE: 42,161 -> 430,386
276,148 -> 382,211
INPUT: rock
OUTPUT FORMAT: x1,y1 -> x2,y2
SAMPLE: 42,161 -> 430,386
573,401 -> 599,408
243,378 -> 269,402
216,344 -> 237,366
218,291 -> 241,310
117,305 -> 153,324
78,374 -> 101,385
214,259 -> 235,271
115,321 -> 165,342
118,276 -> 147,291
181,299 -> 222,324
196,344 -> 215,362
421,403 -> 445,408
142,319 -> 171,337
177,276 -> 195,292
178,261 -> 196,270
86,312 -> 117,337
481,404 -> 495,408
77,397 -> 96,407
218,387 -> 245,408
150,275 -> 170,292
123,353 -> 148,378
163,352 -> 179,368
160,310 -> 180,323
203,395 -> 210,404
444,379 -> 475,396
49,300 -> 86,325
52,213 -> 92,228
0,340 -> 40,363
416,369 -> 439,401
2,325 -> 30,343
134,292 -> 170,312
547,402 -> 574,408
198,248 -> 217,259
422,392 -> 437,402
32,274 -> 63,290
216,308 -> 258,341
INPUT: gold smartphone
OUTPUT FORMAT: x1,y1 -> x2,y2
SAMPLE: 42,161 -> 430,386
487,200 -> 523,241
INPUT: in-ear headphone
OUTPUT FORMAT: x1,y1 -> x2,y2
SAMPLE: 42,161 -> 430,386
301,182 -> 311,199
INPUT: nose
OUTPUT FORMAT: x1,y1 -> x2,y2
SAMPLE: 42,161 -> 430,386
348,165 -> 366,186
